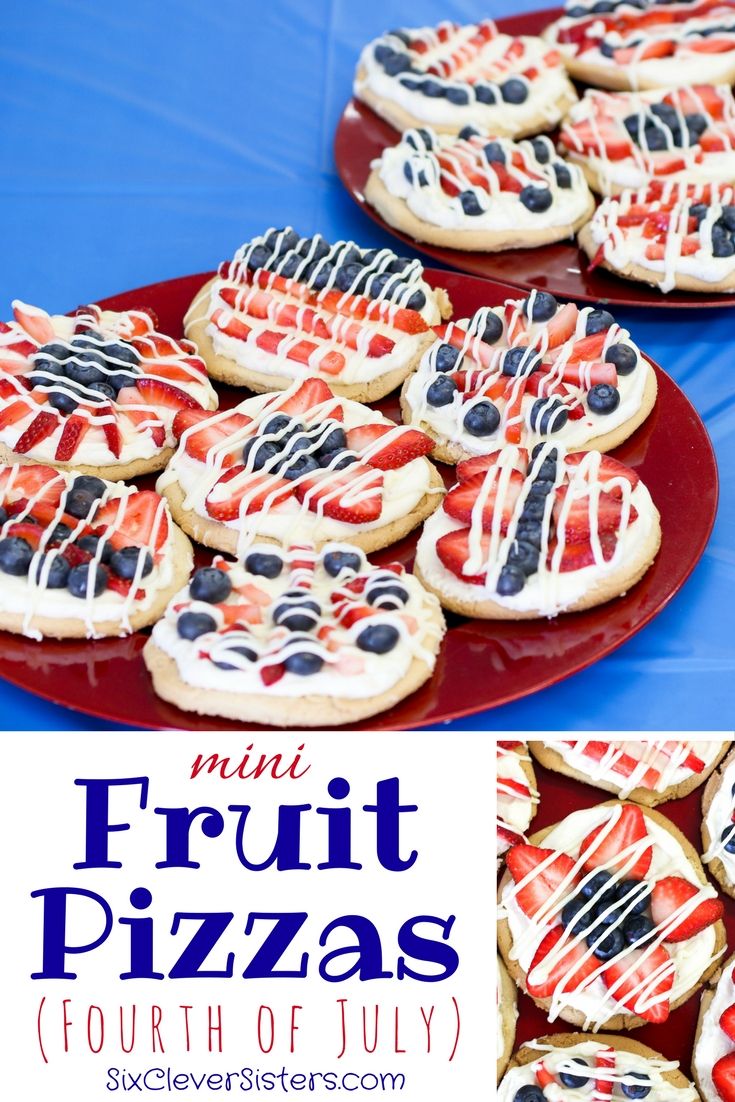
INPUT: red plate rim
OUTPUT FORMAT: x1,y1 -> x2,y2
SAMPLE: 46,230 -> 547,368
0,268 -> 719,730
334,6 -> 735,310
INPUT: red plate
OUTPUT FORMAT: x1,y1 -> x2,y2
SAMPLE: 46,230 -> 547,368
0,269 -> 717,730
510,749 -> 735,1076
334,7 -> 735,309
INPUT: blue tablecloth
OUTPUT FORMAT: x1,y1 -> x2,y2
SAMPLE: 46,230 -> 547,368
2,0 -> 733,730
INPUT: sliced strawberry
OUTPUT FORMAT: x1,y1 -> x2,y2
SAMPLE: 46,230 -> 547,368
94,490 -> 169,554
97,405 -> 122,459
274,378 -> 336,417
554,486 -> 636,543
565,453 -> 640,492
650,876 -> 723,942
666,84 -> 724,119
721,1005 -> 735,1043
11,301 -> 54,344
14,410 -> 59,454
260,662 -> 285,686
579,804 -> 652,880
345,423 -> 433,469
0,399 -> 34,431
652,153 -> 687,176
566,332 -> 608,364
456,451 -> 527,482
55,414 -> 91,462
6,520 -> 43,547
506,844 -> 578,920
602,945 -> 674,1024
713,1055 -> 735,1102
614,39 -> 675,64
135,377 -> 203,411
545,302 -> 578,348
0,464 -> 64,507
295,465 -> 383,525
436,527 -> 489,585
526,925 -> 599,999
548,531 -> 618,572
107,573 -> 145,600
204,466 -> 292,522
172,408 -> 252,465
116,386 -> 167,447
444,468 -> 524,532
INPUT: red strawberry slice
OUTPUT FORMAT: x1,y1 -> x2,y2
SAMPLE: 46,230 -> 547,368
579,804 -> 653,880
12,301 -> 54,344
172,408 -> 252,465
14,410 -> 59,454
713,1055 -> 735,1102
506,844 -> 578,920
6,520 -> 43,547
135,377 -> 203,411
456,451 -> 527,482
0,464 -> 64,506
344,423 -> 433,469
666,84 -> 724,119
545,302 -> 578,348
260,662 -> 285,687
295,465 -> 383,525
526,925 -> 599,999
613,39 -> 675,64
566,332 -> 608,363
721,1005 -> 735,1043
96,404 -> 122,459
602,945 -> 674,1024
436,527 -> 489,584
116,386 -> 166,447
204,466 -> 292,522
650,876 -> 724,942
547,532 -> 618,571
273,378 -> 339,419
444,469 -> 524,532
55,413 -> 91,462
565,453 -> 640,492
554,486 -> 636,543
94,490 -> 169,554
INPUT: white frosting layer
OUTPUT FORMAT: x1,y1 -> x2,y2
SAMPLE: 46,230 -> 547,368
694,955 -> 735,1101
703,753 -> 735,883
498,1038 -> 697,1102
542,738 -> 726,797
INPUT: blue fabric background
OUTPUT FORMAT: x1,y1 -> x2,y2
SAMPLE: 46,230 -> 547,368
1,0 -> 732,730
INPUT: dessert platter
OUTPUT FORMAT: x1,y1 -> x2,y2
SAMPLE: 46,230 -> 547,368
498,739 -> 735,1099
335,8 -> 735,306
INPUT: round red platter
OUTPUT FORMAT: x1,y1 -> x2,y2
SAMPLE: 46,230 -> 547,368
0,269 -> 717,730
507,745 -> 735,1081
335,6 -> 735,309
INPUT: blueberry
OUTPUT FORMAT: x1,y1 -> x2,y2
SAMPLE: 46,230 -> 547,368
531,137 -> 551,164
319,450 -> 357,470
426,375 -> 457,407
520,185 -> 553,213
520,495 -> 547,522
187,566 -> 231,603
356,623 -> 400,653
585,308 -> 615,334
388,255 -> 413,274
49,391 -> 79,415
177,610 -> 217,640
213,644 -> 258,670
567,7 -> 588,19
688,202 -> 708,226
282,453 -> 320,480
403,160 -> 415,184
528,479 -> 554,499
266,230 -> 300,254
284,650 -> 324,675
605,342 -> 637,375
89,381 -> 116,401
459,190 -> 484,216
383,52 -> 412,76
72,330 -> 104,350
0,536 -> 33,576
317,425 -> 347,455
406,290 -> 426,311
387,28 -> 411,45
246,244 -> 272,270
368,272 -> 400,299
405,128 -> 434,151
335,263 -> 367,293
686,112 -> 708,139
273,594 -> 321,632
497,564 -> 526,596
621,1073 -> 651,1100
502,346 -> 541,377
561,895 -> 594,934
77,535 -> 113,562
483,141 -> 506,165
616,879 -> 650,913
243,438 -> 280,470
435,343 -> 460,372
721,205 -> 735,231
712,234 -> 735,258
591,926 -> 625,961
515,520 -> 543,548
323,550 -> 362,577
262,414 -> 297,439
623,914 -> 654,945
374,44 -> 395,64
535,457 -> 558,482
47,522 -> 73,545
65,355 -> 107,387
623,114 -> 643,140
463,401 -> 500,437
524,291 -> 557,322
104,343 -> 140,367
592,0 -> 615,11
459,125 -> 480,140
642,126 -> 667,152
298,236 -> 331,261
474,84 -> 497,104
306,260 -> 335,290
650,102 -> 678,126
501,78 -> 528,104
30,355 -> 65,379
244,552 -> 283,578
530,398 -> 569,435
30,553 -> 70,589
420,79 -> 445,98
581,870 -> 612,899
559,1059 -> 591,1089
367,583 -> 408,608
721,823 -> 735,853
37,342 -> 72,362
553,162 -> 572,188
338,246 -> 364,267
512,1088 -> 545,1102
480,312 -> 504,344
444,86 -> 469,105
588,383 -> 620,414
278,254 -> 301,279
66,475 -> 105,512
0,506 -> 6,526
68,561 -> 109,598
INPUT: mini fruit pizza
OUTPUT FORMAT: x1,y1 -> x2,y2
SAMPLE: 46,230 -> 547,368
559,85 -> 735,196
497,801 -> 726,1030
0,462 -> 192,639
364,125 -> 594,252
497,955 -> 518,1083
400,294 -> 657,464
530,739 -> 730,806
544,0 -> 735,91
581,181 -> 735,293
694,950 -> 735,1102
499,1033 -> 700,1102
702,745 -> 735,900
0,301 -> 217,479
354,20 -> 577,138
498,741 -> 539,865
156,378 -> 444,558
183,228 -> 451,403
414,446 -> 660,620
144,542 -> 445,726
